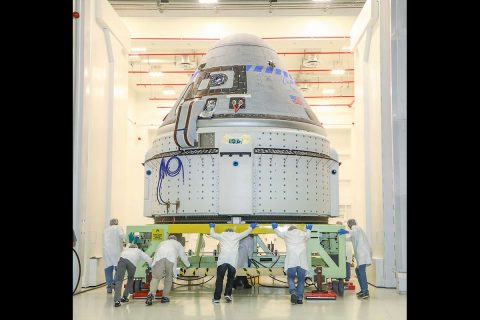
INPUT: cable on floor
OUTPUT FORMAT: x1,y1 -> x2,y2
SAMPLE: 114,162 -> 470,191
367,282 -> 396,289
172,276 -> 215,287
73,248 -> 81,295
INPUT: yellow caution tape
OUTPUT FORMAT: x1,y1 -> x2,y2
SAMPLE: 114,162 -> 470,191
178,267 -> 285,277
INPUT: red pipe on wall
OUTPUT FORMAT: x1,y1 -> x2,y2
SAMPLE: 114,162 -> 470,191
262,36 -> 350,40
132,37 -> 220,40
296,81 -> 354,84
137,83 -> 187,86
309,103 -> 353,107
277,51 -> 351,55
129,70 -> 193,74
131,53 -> 206,56
129,51 -> 351,56
131,36 -> 350,41
288,68 -> 354,72
304,95 -> 355,98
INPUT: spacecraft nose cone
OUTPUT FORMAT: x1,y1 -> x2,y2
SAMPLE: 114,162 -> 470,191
203,33 -> 282,69
210,33 -> 274,51
160,32 -> 321,129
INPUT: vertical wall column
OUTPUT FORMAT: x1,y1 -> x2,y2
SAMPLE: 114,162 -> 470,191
72,0 -> 85,294
72,0 -> 131,289
103,28 -> 114,228
379,0 -> 396,288
391,0 -> 407,293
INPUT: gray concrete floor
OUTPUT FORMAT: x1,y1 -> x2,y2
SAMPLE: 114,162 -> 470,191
73,277 -> 406,320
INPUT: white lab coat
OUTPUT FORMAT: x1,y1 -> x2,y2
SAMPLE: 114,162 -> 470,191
346,241 -> 353,264
346,225 -> 372,266
103,225 -> 125,268
238,236 -> 255,268
152,239 -> 190,276
210,227 -> 252,269
274,228 -> 311,272
120,248 -> 153,267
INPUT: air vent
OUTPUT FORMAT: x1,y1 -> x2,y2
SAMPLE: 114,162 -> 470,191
302,54 -> 320,68
177,56 -> 197,70
299,83 -> 309,92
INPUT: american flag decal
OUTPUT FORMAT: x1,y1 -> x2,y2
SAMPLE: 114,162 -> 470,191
289,95 -> 303,105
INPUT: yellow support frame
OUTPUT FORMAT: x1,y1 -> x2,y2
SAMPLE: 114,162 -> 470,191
168,223 -> 306,234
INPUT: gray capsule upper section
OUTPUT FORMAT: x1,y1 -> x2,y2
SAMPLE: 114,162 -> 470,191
161,33 -> 322,128
204,33 -> 286,70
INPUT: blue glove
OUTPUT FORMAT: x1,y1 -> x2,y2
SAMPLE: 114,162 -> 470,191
338,228 -> 348,235
128,232 -> 135,243
250,222 -> 257,229
209,223 -> 215,228
306,224 -> 313,230
272,222 -> 278,229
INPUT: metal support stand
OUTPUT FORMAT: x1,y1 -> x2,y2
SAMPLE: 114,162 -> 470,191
314,266 -> 324,292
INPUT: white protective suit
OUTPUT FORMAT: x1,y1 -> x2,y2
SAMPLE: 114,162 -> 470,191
274,228 -> 311,272
346,225 -> 372,266
103,225 -> 125,268
120,247 -> 153,267
151,239 -> 190,276
238,236 -> 255,268
346,241 -> 354,264
210,227 -> 252,269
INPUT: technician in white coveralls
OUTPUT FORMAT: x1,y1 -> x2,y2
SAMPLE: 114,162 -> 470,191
209,223 -> 256,303
113,244 -> 152,307
272,223 -> 312,305
146,235 -> 191,306
338,218 -> 372,299
103,218 -> 125,293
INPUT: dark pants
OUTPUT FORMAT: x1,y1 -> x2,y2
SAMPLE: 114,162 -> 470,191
346,262 -> 351,281
287,266 -> 306,301
114,257 -> 136,302
214,263 -> 236,300
104,266 -> 117,291
355,264 -> 369,294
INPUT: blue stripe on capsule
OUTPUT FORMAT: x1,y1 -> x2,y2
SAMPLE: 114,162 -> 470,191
246,65 -> 252,71
275,68 -> 282,75
265,66 -> 273,73
254,66 -> 263,72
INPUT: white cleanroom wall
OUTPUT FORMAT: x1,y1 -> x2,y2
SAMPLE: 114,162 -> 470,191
122,16 -> 356,38
125,87 -> 155,227
73,0 -> 131,289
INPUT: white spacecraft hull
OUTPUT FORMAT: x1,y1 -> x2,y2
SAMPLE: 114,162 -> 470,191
143,34 -> 339,223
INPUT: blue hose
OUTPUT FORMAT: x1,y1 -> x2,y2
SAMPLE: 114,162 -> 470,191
156,156 -> 184,205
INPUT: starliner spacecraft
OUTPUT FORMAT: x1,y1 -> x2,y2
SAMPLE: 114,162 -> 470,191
143,33 -> 339,224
